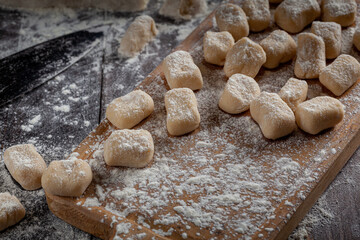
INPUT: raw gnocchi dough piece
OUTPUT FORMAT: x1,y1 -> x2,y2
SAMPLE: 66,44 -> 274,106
295,33 -> 326,79
215,3 -> 249,41
106,90 -> 154,129
218,74 -> 260,114
224,37 -> 266,78
118,15 -> 158,58
321,0 -> 357,27
240,0 -> 270,32
159,0 -> 207,20
259,30 -> 297,69
104,129 -> 154,168
354,27 -> 360,51
250,92 -> 296,140
311,21 -> 342,59
41,159 -> 92,197
165,88 -> 200,136
278,78 -> 308,112
275,0 -> 321,33
319,54 -> 360,96
0,192 -> 26,232
163,50 -> 203,90
296,96 -> 344,134
4,144 -> 47,190
203,31 -> 234,66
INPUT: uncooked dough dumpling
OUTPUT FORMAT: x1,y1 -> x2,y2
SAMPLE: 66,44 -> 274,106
106,90 -> 154,129
296,96 -> 344,134
218,74 -> 260,114
203,31 -> 234,66
104,129 -> 154,168
165,88 -> 200,136
250,92 -> 296,140
275,0 -> 321,33
0,192 -> 26,231
295,33 -> 326,79
278,78 -> 308,112
321,0 -> 357,27
241,0 -> 270,32
118,15 -> 158,57
224,37 -> 266,78
311,21 -> 342,59
41,159 -> 92,197
4,144 -> 47,190
319,54 -> 360,96
215,3 -> 249,41
259,30 -> 297,69
159,0 -> 207,20
163,50 -> 203,90
354,27 -> 360,51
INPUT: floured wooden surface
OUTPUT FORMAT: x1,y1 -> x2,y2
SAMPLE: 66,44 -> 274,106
47,6 -> 360,240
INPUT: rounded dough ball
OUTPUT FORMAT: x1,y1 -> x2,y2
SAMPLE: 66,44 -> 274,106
260,30 -> 297,69
118,15 -> 158,57
224,37 -> 266,78
296,96 -> 344,135
241,0 -> 270,32
215,3 -> 249,41
319,54 -> 360,96
4,144 -> 47,190
295,33 -> 326,79
311,21 -> 342,59
354,27 -> 360,51
218,74 -> 260,114
104,129 -> 154,168
0,192 -> 26,232
203,31 -> 234,66
275,0 -> 320,33
41,159 -> 93,197
165,88 -> 200,136
163,50 -> 203,90
278,78 -> 308,112
321,0 -> 356,27
106,90 -> 154,129
250,92 -> 296,140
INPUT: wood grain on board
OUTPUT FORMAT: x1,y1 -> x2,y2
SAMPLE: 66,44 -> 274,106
46,8 -> 360,240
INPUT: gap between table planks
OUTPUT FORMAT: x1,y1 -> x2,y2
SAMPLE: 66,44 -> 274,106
45,8 -> 360,240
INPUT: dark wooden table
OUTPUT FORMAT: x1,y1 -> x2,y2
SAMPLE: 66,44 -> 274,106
0,1 -> 359,239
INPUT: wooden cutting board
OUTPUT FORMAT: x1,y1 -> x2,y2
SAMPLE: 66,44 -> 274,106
45,8 -> 360,240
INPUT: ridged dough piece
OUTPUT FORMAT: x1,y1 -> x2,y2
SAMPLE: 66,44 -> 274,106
118,15 -> 158,57
275,0 -> 321,34
354,27 -> 360,51
278,78 -> 308,112
219,74 -> 260,114
203,31 -> 234,66
319,54 -> 360,96
311,21 -> 342,59
163,50 -> 203,90
165,88 -> 200,136
4,144 -> 47,190
215,3 -> 249,41
260,30 -> 297,69
224,37 -> 266,78
321,0 -> 357,27
250,92 -> 296,140
295,33 -> 326,79
241,0 -> 270,32
296,96 -> 344,134
104,129 -> 154,168
106,90 -> 154,129
0,192 -> 26,232
41,159 -> 92,197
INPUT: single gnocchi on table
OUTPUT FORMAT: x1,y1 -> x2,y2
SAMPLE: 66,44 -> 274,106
278,78 -> 308,112
321,0 -> 357,27
0,192 -> 26,232
240,0 -> 270,32
203,31 -> 234,66
224,37 -> 266,78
